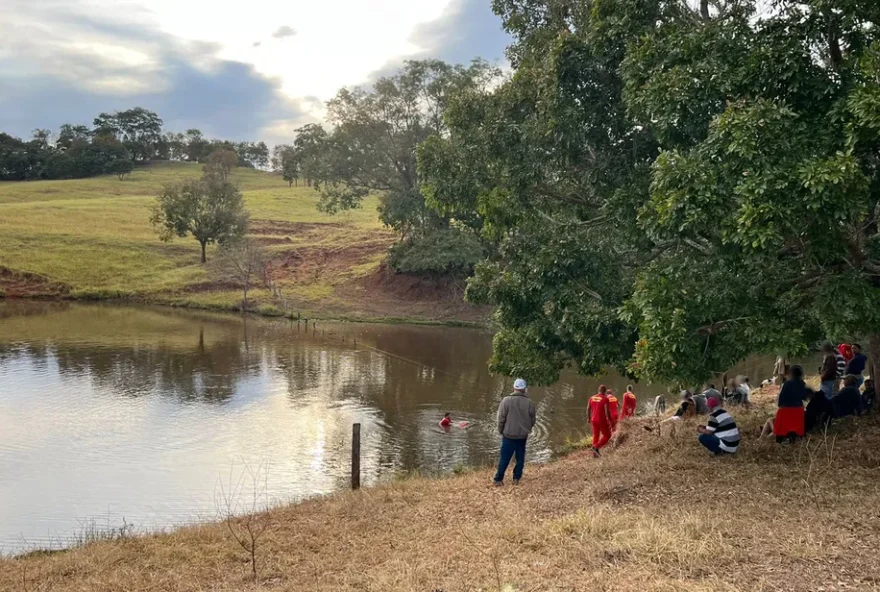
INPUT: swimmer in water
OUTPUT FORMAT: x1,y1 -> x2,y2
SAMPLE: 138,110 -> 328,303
439,413 -> 452,429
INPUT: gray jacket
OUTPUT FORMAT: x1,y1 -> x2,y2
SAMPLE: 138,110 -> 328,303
497,391 -> 537,439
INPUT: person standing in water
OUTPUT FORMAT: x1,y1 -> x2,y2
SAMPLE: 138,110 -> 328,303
622,385 -> 638,419
493,378 -> 536,486
439,413 -> 452,429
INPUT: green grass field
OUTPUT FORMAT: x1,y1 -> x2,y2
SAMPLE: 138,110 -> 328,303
0,162 -> 423,318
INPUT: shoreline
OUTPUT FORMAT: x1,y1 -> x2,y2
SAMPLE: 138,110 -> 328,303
0,293 -> 491,329
4,385 -> 880,591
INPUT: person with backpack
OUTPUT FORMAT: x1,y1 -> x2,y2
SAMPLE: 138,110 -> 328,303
493,378 -> 536,486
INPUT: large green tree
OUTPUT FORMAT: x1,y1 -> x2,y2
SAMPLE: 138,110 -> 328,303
420,0 -> 880,384
93,107 -> 163,162
307,59 -> 499,274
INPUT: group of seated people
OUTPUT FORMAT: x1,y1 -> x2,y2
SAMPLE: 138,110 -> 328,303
650,343 -> 875,454
760,362 -> 875,442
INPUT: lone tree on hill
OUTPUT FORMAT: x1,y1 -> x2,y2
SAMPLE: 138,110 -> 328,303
216,238 -> 267,310
151,174 -> 249,263
106,158 -> 134,180
204,148 -> 238,181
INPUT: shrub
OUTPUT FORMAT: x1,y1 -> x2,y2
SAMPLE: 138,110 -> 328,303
388,227 -> 484,276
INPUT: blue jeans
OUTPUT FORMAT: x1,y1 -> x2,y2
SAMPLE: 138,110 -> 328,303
494,437 -> 527,482
699,433 -> 726,455
856,375 -> 865,388
820,380 -> 837,400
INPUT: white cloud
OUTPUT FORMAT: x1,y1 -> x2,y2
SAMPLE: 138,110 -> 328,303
0,0 -> 510,143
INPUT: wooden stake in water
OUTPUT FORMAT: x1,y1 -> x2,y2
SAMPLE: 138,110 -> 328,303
351,423 -> 361,490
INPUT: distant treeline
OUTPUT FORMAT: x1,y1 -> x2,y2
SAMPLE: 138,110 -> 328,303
0,107 -> 272,181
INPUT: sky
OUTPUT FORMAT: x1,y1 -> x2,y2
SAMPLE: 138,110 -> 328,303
0,0 -> 511,145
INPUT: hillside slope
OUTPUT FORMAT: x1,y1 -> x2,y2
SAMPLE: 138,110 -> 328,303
0,163 -> 485,323
4,388 -> 880,592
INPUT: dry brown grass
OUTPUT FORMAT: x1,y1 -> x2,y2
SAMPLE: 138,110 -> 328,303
4,387 -> 880,592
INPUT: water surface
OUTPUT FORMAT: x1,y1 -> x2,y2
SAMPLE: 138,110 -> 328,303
0,302 -> 778,552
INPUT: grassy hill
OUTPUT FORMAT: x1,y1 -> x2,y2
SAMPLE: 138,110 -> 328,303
0,163 -> 484,323
4,386 -> 880,591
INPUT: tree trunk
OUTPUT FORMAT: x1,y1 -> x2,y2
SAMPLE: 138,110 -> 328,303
200,241 -> 207,263
700,0 -> 709,21
868,334 -> 880,381
242,283 -> 249,311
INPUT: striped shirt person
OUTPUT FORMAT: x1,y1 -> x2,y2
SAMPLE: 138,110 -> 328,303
698,397 -> 740,455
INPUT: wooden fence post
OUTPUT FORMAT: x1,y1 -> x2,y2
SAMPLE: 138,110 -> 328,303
351,423 -> 361,490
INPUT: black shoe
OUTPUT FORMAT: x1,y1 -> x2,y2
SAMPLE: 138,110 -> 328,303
591,447 -> 601,458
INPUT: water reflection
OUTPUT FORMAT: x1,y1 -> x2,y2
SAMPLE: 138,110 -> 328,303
0,302 -> 785,552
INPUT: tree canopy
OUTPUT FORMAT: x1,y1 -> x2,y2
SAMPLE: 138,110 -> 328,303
298,59 -> 499,275
151,173 -> 249,263
419,0 -> 880,384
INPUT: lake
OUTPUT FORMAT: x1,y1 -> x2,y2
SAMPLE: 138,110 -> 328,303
0,302 -> 780,553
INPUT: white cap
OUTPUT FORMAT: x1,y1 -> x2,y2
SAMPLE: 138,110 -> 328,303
513,378 -> 527,390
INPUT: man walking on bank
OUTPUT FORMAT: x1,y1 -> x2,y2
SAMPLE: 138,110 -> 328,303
493,378 -> 537,486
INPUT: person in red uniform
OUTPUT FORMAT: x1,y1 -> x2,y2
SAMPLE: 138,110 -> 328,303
439,413 -> 452,429
606,389 -> 620,431
621,385 -> 638,419
589,386 -> 613,457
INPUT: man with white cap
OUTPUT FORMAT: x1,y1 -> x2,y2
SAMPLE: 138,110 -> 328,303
493,378 -> 537,486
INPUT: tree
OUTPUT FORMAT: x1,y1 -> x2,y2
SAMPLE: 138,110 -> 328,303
56,124 -> 91,151
626,1 -> 880,382
236,141 -> 269,169
0,133 -> 45,180
292,124 -> 327,187
106,158 -> 134,180
151,174 -> 249,263
420,1 -> 661,381
306,59 -> 501,274
93,107 -> 163,162
420,0 -> 880,385
216,238 -> 267,309
204,149 -> 238,181
31,129 -> 52,150
184,129 -> 209,162
273,144 -> 299,187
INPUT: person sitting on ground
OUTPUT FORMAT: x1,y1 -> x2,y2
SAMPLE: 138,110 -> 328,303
702,383 -> 721,401
621,385 -> 638,418
845,343 -> 868,387
439,413 -> 452,429
697,396 -> 740,455
740,377 -> 753,404
725,378 -> 747,405
760,364 -> 810,442
819,342 -> 839,400
863,378 -> 876,414
805,386 -> 833,432
692,389 -> 709,415
833,375 -> 863,419
651,391 -> 695,436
